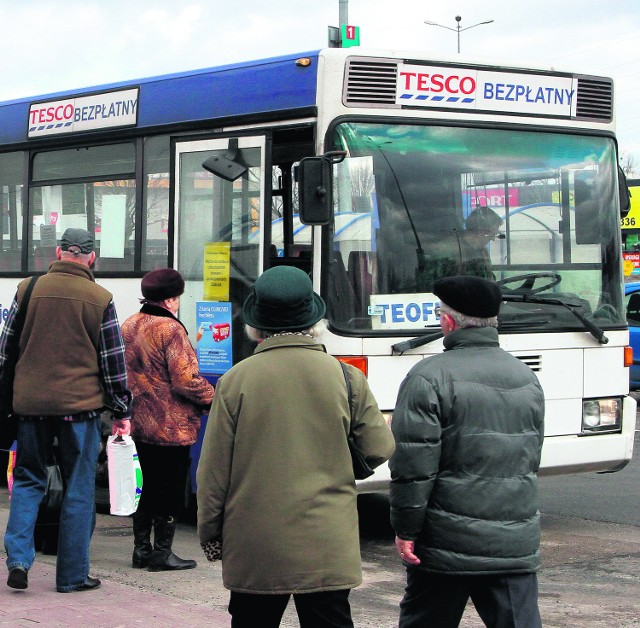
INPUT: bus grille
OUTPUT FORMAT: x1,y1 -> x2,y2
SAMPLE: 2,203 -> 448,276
575,77 -> 613,121
343,58 -> 399,108
515,354 -> 542,372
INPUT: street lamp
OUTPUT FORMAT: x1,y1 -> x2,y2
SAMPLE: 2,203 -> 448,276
424,15 -> 494,54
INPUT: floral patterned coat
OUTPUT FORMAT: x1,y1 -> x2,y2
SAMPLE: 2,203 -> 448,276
122,304 -> 214,446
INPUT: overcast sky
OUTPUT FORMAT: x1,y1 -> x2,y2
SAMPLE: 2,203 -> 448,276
1,0 -> 639,157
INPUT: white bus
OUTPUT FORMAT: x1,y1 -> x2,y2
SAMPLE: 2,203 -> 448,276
0,48 -> 635,490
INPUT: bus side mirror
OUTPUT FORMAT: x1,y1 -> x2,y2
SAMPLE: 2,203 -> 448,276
202,139 -> 248,182
298,151 -> 347,226
619,166 -> 631,218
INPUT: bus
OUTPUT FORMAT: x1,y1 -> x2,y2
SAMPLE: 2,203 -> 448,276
0,48 -> 635,491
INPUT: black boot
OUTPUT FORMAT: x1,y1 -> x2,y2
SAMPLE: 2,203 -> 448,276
147,516 -> 197,572
132,509 -> 153,568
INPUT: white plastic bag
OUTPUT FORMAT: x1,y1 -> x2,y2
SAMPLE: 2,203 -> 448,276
107,434 -> 143,516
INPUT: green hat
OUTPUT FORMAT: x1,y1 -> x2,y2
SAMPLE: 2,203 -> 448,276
243,266 -> 326,332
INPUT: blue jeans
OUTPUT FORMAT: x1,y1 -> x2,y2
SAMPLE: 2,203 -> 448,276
4,416 -> 101,592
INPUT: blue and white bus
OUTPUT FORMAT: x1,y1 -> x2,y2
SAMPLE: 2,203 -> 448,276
0,48 -> 635,490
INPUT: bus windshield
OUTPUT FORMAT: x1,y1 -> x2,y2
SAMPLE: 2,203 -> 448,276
326,121 -> 625,335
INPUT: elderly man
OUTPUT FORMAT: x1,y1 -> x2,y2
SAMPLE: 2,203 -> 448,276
0,228 -> 131,592
390,275 -> 545,627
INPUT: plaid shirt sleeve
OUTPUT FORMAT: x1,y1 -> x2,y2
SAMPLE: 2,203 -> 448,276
99,300 -> 132,421
0,294 -> 19,378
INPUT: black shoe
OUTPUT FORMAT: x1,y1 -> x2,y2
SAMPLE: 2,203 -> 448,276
59,576 -> 101,592
147,551 -> 197,572
7,567 -> 28,590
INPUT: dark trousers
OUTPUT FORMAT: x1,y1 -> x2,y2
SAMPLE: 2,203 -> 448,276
229,589 -> 353,628
135,442 -> 190,516
399,570 -> 542,628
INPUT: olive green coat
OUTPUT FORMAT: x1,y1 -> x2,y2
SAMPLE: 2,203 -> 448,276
196,334 -> 395,594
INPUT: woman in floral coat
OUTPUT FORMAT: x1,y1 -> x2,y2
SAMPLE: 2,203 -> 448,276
122,268 -> 214,571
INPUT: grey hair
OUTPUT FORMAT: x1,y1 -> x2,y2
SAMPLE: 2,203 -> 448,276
245,319 -> 327,342
440,302 -> 498,329
59,250 -> 93,264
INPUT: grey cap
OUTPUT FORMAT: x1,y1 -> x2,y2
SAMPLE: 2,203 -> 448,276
60,228 -> 94,254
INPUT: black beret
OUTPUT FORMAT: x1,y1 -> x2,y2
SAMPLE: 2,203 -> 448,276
433,275 -> 501,318
141,268 -> 185,302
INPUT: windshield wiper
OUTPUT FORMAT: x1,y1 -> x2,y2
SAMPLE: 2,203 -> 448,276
392,293 -> 609,354
392,331 -> 443,354
501,294 -> 609,344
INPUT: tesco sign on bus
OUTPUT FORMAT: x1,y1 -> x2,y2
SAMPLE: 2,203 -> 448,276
28,88 -> 139,138
397,64 -> 577,117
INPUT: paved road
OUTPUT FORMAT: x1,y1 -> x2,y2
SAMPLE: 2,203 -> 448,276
2,401 -> 640,627
2,486 -> 640,627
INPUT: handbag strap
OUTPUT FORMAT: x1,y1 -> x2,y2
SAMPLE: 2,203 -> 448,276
14,276 -> 39,344
338,361 -> 354,428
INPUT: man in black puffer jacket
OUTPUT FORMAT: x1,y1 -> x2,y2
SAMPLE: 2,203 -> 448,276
390,275 -> 545,628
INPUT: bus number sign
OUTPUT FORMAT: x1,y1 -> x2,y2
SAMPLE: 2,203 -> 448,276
341,24 -> 360,48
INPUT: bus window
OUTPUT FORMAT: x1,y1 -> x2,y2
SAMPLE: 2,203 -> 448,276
0,152 -> 23,272
269,163 -> 313,275
30,143 -> 136,273
174,137 -> 264,365
327,122 -> 624,334
143,136 -> 170,271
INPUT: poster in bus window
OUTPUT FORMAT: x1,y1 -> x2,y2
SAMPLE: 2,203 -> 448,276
196,301 -> 232,375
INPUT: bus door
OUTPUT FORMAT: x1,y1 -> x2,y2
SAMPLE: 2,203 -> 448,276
173,135 -> 267,371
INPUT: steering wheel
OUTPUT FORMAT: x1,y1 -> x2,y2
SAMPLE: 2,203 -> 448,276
496,272 -> 562,296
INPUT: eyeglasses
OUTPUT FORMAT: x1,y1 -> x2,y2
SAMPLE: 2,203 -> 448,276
435,306 -> 441,317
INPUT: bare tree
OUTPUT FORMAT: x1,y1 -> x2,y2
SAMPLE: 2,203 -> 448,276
620,151 -> 638,178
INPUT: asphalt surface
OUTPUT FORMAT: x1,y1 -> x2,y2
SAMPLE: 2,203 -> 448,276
1,488 -> 640,627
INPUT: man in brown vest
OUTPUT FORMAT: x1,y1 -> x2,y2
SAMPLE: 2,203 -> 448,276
0,228 -> 132,592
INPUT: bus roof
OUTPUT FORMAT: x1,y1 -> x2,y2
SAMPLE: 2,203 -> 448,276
0,50 -> 322,146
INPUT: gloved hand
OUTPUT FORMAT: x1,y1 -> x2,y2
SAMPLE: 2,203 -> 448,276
201,538 -> 222,562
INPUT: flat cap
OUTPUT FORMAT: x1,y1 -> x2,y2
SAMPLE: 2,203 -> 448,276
59,228 -> 94,254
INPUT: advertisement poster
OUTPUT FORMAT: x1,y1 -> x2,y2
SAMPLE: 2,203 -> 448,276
196,301 -> 233,375
204,242 -> 230,300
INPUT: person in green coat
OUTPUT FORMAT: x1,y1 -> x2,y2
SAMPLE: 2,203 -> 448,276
197,265 -> 395,628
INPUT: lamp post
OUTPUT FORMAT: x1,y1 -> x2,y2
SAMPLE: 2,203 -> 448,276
424,15 -> 494,54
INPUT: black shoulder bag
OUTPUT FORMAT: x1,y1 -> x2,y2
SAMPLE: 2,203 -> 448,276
339,361 -> 375,480
0,276 -> 39,422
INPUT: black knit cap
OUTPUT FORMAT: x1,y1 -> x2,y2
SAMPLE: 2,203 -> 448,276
141,268 -> 185,302
243,266 -> 326,332
433,275 -> 502,318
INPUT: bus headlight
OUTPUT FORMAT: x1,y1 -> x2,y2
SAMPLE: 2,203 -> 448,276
582,398 -> 622,434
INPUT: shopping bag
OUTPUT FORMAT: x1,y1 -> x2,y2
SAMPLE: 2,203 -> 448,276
6,440 -> 17,494
107,434 -> 143,516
